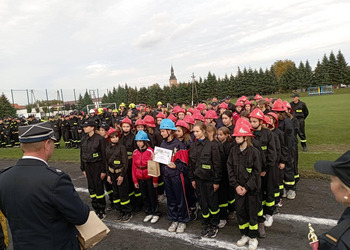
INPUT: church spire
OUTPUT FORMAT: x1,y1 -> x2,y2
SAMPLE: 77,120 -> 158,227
169,65 -> 178,88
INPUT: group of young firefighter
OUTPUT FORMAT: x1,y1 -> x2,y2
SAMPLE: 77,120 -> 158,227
79,94 -> 308,250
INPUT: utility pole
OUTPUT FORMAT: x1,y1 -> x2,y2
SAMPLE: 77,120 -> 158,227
191,73 -> 198,106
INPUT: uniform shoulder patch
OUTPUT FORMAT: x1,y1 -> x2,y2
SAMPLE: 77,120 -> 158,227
46,166 -> 64,175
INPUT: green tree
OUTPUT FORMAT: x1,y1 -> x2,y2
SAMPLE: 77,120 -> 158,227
279,64 -> 298,91
336,50 -> 350,85
0,93 -> 16,118
328,51 -> 338,85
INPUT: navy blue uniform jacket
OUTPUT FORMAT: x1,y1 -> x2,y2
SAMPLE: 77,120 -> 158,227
0,158 -> 89,250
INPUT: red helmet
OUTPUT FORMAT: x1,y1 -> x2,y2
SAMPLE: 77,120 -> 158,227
255,94 -> 263,100
235,100 -> 244,107
272,100 -> 287,112
267,112 -> 279,128
156,112 -> 166,119
135,119 -> 146,126
232,123 -> 254,137
236,118 -> 253,130
265,97 -> 270,104
176,120 -> 189,131
173,106 -> 182,114
196,103 -> 207,111
240,96 -> 248,102
143,115 -> 156,127
219,102 -> 228,109
283,101 -> 292,111
245,100 -> 253,106
107,127 -> 121,138
184,115 -> 195,125
176,108 -> 186,115
204,110 -> 218,119
263,115 -> 272,126
249,108 -> 265,120
187,107 -> 195,114
168,114 -> 177,123
193,112 -> 205,122
120,117 -> 133,126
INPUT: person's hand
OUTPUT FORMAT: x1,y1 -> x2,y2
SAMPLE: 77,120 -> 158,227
279,163 -> 285,170
83,171 -> 86,178
117,176 -> 124,186
236,185 -> 245,196
260,171 -> 266,177
151,153 -> 155,160
241,187 -> 247,196
167,162 -> 176,169
100,172 -> 106,180
153,183 -> 158,188
192,181 -> 196,189
213,184 -> 219,192
134,183 -> 139,189
107,176 -> 112,184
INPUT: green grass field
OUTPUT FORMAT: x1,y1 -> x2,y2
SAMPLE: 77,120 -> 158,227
1,88 -> 349,178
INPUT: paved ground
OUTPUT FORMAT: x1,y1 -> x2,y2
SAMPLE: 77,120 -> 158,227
1,160 -> 346,250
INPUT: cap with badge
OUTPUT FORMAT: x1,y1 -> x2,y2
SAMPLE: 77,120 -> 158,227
82,120 -> 97,128
314,150 -> 350,188
19,122 -> 56,143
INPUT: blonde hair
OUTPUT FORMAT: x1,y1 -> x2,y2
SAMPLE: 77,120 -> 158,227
194,122 -> 208,138
20,141 -> 45,153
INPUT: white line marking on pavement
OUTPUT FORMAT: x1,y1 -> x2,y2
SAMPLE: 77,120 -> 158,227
274,214 -> 337,227
104,220 -> 265,250
72,176 -> 85,181
75,186 -> 338,227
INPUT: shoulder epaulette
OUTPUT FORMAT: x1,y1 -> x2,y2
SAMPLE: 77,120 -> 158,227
0,166 -> 13,174
46,166 -> 64,176
324,219 -> 350,246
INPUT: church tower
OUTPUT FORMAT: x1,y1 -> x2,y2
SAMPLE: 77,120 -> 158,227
169,65 -> 178,88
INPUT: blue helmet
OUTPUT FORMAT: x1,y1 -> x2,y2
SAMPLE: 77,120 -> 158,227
135,130 -> 150,141
159,118 -> 177,131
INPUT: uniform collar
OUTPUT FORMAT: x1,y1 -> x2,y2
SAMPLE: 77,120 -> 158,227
22,156 -> 48,166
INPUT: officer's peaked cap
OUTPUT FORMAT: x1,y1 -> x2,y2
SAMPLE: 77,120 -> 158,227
19,122 -> 56,143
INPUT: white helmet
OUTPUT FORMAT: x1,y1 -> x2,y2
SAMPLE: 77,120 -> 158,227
89,109 -> 95,114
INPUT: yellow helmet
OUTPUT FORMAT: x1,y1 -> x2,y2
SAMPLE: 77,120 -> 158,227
157,101 -> 162,106
97,108 -> 104,115
112,109 -> 118,113
119,103 -> 126,108
129,103 -> 136,109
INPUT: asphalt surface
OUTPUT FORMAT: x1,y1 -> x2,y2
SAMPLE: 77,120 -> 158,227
0,159 -> 346,250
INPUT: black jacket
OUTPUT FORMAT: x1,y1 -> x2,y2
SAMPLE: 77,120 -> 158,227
227,145 -> 262,192
80,133 -> 107,173
188,138 -> 222,184
290,100 -> 309,119
253,128 -> 277,172
0,158 -> 89,250
106,142 -> 128,177
319,207 -> 350,250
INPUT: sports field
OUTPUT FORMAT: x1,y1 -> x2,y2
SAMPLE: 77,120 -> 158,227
1,88 -> 349,178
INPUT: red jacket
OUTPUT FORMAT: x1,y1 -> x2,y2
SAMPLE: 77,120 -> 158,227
132,147 -> 158,184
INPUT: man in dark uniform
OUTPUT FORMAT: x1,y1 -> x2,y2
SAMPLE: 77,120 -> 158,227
0,122 -> 89,250
224,96 -> 235,113
290,93 -> 309,151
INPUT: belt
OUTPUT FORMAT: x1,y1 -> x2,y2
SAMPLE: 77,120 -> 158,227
109,167 -> 123,174
137,166 -> 147,170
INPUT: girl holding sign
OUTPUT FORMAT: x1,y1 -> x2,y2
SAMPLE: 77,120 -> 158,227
158,119 -> 190,233
132,131 -> 161,224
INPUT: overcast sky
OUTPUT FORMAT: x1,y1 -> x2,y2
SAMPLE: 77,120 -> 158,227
1,0 -> 350,104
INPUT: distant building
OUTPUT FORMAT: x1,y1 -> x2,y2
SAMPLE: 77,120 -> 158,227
169,65 -> 178,88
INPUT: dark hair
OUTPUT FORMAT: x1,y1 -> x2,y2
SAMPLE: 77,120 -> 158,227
222,110 -> 233,118
240,110 -> 250,118
218,126 -> 233,142
193,122 -> 208,138
206,124 -> 217,141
